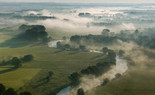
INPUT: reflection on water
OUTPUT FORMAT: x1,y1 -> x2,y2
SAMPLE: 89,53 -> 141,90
57,86 -> 72,95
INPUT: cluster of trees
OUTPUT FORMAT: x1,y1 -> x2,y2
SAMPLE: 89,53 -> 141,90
78,13 -> 91,17
70,34 -> 118,46
0,84 -> 32,95
118,29 -> 155,49
57,42 -> 86,51
101,73 -> 121,86
69,49 -> 116,85
81,62 -> 112,76
101,78 -> 109,86
81,49 -> 116,76
69,72 -> 81,86
102,47 -> 116,63
18,25 -> 52,43
118,50 -> 125,57
1,55 -> 34,68
70,29 -> 155,49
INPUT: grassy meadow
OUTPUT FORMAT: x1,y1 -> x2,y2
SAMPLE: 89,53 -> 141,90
0,27 -> 104,95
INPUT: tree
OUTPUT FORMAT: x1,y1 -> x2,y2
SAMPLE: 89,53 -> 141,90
4,88 -> 17,95
0,84 -> 6,95
119,50 -> 125,57
108,50 -> 116,58
48,71 -> 54,77
78,13 -> 85,16
102,47 -> 108,54
57,42 -> 62,48
11,57 -> 22,68
70,35 -> 81,44
42,37 -> 49,44
102,78 -> 109,86
63,36 -> 67,40
77,88 -> 84,95
20,92 -> 32,95
102,29 -> 110,37
22,55 -> 34,62
107,50 -> 116,64
20,25 -> 49,42
115,73 -> 121,79
134,29 -> 139,35
64,44 -> 70,50
79,45 -> 86,51
69,72 -> 80,85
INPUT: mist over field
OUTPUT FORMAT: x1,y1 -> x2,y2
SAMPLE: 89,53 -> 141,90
0,2 -> 155,95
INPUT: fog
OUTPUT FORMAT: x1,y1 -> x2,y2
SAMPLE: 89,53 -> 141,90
1,3 -> 155,34
0,2 -> 155,95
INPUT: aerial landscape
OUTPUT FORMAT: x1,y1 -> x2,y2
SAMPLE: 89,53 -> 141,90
0,0 -> 155,95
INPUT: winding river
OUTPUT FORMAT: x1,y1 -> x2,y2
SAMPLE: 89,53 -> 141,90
48,40 -> 128,95
56,55 -> 128,95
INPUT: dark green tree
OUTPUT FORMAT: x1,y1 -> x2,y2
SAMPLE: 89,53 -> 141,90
115,73 -> 121,79
22,55 -> 34,62
64,44 -> 70,50
102,47 -> 108,54
20,92 -> 32,95
102,78 -> 109,86
77,88 -> 84,95
69,72 -> 80,85
79,45 -> 86,51
11,57 -> 22,68
119,50 -> 125,57
0,84 -> 6,95
4,88 -> 17,95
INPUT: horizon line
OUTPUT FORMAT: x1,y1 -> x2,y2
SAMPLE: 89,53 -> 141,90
0,1 -> 155,4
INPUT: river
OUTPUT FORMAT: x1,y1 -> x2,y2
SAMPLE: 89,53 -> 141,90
56,55 -> 128,95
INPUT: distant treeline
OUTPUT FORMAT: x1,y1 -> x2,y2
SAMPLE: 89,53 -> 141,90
14,15 -> 56,21
1,55 -> 34,68
57,41 -> 87,51
70,29 -> 155,49
0,83 -> 32,95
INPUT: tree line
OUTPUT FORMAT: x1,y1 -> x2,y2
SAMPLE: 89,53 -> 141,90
0,84 -> 32,95
1,55 -> 34,68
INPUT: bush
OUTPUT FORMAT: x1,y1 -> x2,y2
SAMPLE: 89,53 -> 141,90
11,57 -> 22,68
0,84 -> 6,95
102,78 -> 109,86
20,92 -> 32,95
69,72 -> 80,85
77,88 -> 84,95
22,55 -> 34,62
115,73 -> 121,79
4,88 -> 17,95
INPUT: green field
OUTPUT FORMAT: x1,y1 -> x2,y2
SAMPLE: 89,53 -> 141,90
0,27 -> 105,95
0,46 -> 103,95
1,26 -> 155,95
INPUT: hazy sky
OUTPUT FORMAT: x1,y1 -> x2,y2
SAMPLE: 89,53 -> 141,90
0,0 -> 155,3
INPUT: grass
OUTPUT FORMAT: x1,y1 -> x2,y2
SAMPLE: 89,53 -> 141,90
0,27 -> 104,95
0,67 -> 40,90
85,49 -> 155,95
86,68 -> 155,95
0,46 -> 103,95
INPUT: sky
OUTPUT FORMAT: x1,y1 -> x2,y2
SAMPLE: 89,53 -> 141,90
0,0 -> 155,3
